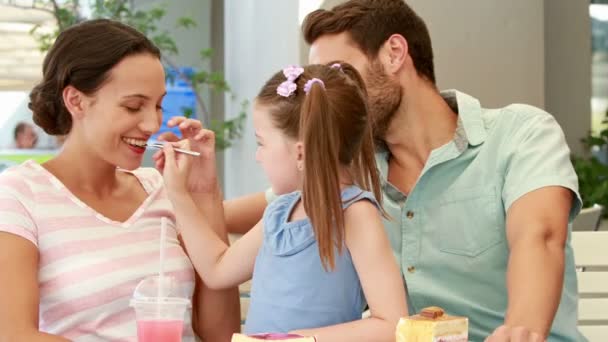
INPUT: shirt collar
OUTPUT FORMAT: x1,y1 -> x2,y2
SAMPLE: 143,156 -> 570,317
375,90 -> 487,199
441,89 -> 487,147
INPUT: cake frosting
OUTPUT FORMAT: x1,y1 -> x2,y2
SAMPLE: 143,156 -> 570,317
396,306 -> 468,342
231,333 -> 316,341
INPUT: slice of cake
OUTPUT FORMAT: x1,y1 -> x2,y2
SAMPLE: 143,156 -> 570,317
396,306 -> 468,342
231,333 -> 316,341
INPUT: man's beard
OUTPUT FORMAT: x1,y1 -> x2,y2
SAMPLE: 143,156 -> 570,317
365,60 -> 403,146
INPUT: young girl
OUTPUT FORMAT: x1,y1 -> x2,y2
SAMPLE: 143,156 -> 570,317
160,62 -> 407,341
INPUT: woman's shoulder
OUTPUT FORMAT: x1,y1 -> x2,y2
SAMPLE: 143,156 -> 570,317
129,167 -> 163,192
0,160 -> 47,196
130,166 -> 161,179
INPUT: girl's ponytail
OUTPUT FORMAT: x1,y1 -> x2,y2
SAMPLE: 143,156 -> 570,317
300,79 -> 344,271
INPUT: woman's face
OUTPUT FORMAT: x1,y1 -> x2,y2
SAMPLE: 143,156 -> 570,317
74,53 -> 166,170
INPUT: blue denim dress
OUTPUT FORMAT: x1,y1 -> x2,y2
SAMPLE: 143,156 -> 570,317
244,186 -> 378,334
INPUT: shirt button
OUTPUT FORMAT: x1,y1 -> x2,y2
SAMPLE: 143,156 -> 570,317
407,266 -> 416,273
406,211 -> 414,219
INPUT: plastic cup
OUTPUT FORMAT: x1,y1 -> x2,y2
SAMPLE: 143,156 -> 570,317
131,296 -> 190,342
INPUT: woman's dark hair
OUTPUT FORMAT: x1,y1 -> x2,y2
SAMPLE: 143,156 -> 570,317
29,19 -> 161,135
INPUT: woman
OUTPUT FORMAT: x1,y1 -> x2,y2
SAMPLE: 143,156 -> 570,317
0,19 -> 239,341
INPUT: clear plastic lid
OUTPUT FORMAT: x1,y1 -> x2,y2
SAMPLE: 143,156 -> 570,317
129,275 -> 191,307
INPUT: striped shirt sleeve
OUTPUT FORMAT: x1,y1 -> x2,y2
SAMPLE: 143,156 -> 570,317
0,176 -> 38,246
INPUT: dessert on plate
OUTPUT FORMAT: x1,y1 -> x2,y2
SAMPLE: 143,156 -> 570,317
396,306 -> 468,342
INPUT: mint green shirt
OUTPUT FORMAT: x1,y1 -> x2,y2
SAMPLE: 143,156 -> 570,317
377,90 -> 583,341
265,90 -> 584,341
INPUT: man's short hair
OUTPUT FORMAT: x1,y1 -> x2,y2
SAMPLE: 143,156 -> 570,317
303,0 -> 436,84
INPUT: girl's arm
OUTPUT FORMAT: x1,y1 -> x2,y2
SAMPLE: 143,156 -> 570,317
291,200 -> 407,342
0,233 -> 71,342
161,134 -> 264,291
190,186 -> 241,341
171,191 -> 264,290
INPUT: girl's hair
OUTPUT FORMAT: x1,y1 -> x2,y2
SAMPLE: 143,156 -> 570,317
257,62 -> 383,270
29,19 -> 161,136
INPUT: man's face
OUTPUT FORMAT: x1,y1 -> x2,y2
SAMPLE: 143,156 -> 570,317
309,33 -> 402,142
16,125 -> 37,149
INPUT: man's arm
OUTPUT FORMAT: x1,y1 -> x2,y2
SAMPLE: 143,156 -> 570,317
501,186 -> 572,338
486,110 -> 580,341
224,192 -> 267,235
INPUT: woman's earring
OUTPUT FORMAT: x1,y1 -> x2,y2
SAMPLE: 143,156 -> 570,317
297,162 -> 304,171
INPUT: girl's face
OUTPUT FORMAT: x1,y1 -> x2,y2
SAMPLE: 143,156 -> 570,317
252,102 -> 302,195
67,53 -> 166,170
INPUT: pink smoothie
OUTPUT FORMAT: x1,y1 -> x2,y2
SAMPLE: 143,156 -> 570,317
136,320 -> 183,342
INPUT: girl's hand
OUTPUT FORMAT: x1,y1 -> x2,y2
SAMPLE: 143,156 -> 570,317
153,117 -> 219,193
161,140 -> 194,198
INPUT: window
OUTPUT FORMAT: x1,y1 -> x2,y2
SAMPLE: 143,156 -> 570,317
591,2 -> 608,134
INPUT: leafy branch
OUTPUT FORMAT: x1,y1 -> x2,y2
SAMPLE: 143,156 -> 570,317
573,110 -> 608,216
12,0 -> 247,150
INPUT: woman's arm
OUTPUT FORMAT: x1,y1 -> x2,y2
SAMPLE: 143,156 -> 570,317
292,201 -> 407,342
190,187 -> 241,341
224,192 -> 267,235
0,232 -> 71,342
172,190 -> 264,291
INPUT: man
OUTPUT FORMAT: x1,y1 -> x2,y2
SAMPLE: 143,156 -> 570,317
225,1 -> 582,341
13,122 -> 38,149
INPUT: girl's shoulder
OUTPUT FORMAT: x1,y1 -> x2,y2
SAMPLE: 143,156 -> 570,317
341,185 -> 380,210
264,190 -> 301,217
262,191 -> 314,256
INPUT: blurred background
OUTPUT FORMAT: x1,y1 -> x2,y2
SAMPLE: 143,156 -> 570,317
0,0 -> 605,216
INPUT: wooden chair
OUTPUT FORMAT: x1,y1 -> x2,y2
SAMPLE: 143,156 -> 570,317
572,231 -> 608,341
573,204 -> 604,231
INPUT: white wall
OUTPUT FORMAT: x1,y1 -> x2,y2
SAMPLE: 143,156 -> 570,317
544,0 -> 591,156
407,0 -> 545,108
223,0 -> 301,199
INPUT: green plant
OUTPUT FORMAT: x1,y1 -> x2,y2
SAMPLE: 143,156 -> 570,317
572,111 -> 608,216
11,0 -> 247,150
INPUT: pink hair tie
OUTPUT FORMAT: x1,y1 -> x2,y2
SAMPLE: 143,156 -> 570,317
277,65 -> 304,97
303,78 -> 325,94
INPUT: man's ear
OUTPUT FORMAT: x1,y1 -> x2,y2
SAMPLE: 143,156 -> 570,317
62,85 -> 88,120
378,34 -> 409,75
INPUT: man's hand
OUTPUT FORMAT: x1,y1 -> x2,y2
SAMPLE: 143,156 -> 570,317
485,325 -> 545,342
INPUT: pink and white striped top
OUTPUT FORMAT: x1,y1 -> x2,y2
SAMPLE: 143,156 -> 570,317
0,160 -> 197,341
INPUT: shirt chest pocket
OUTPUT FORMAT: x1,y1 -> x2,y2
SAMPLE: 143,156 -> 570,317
434,186 -> 503,257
